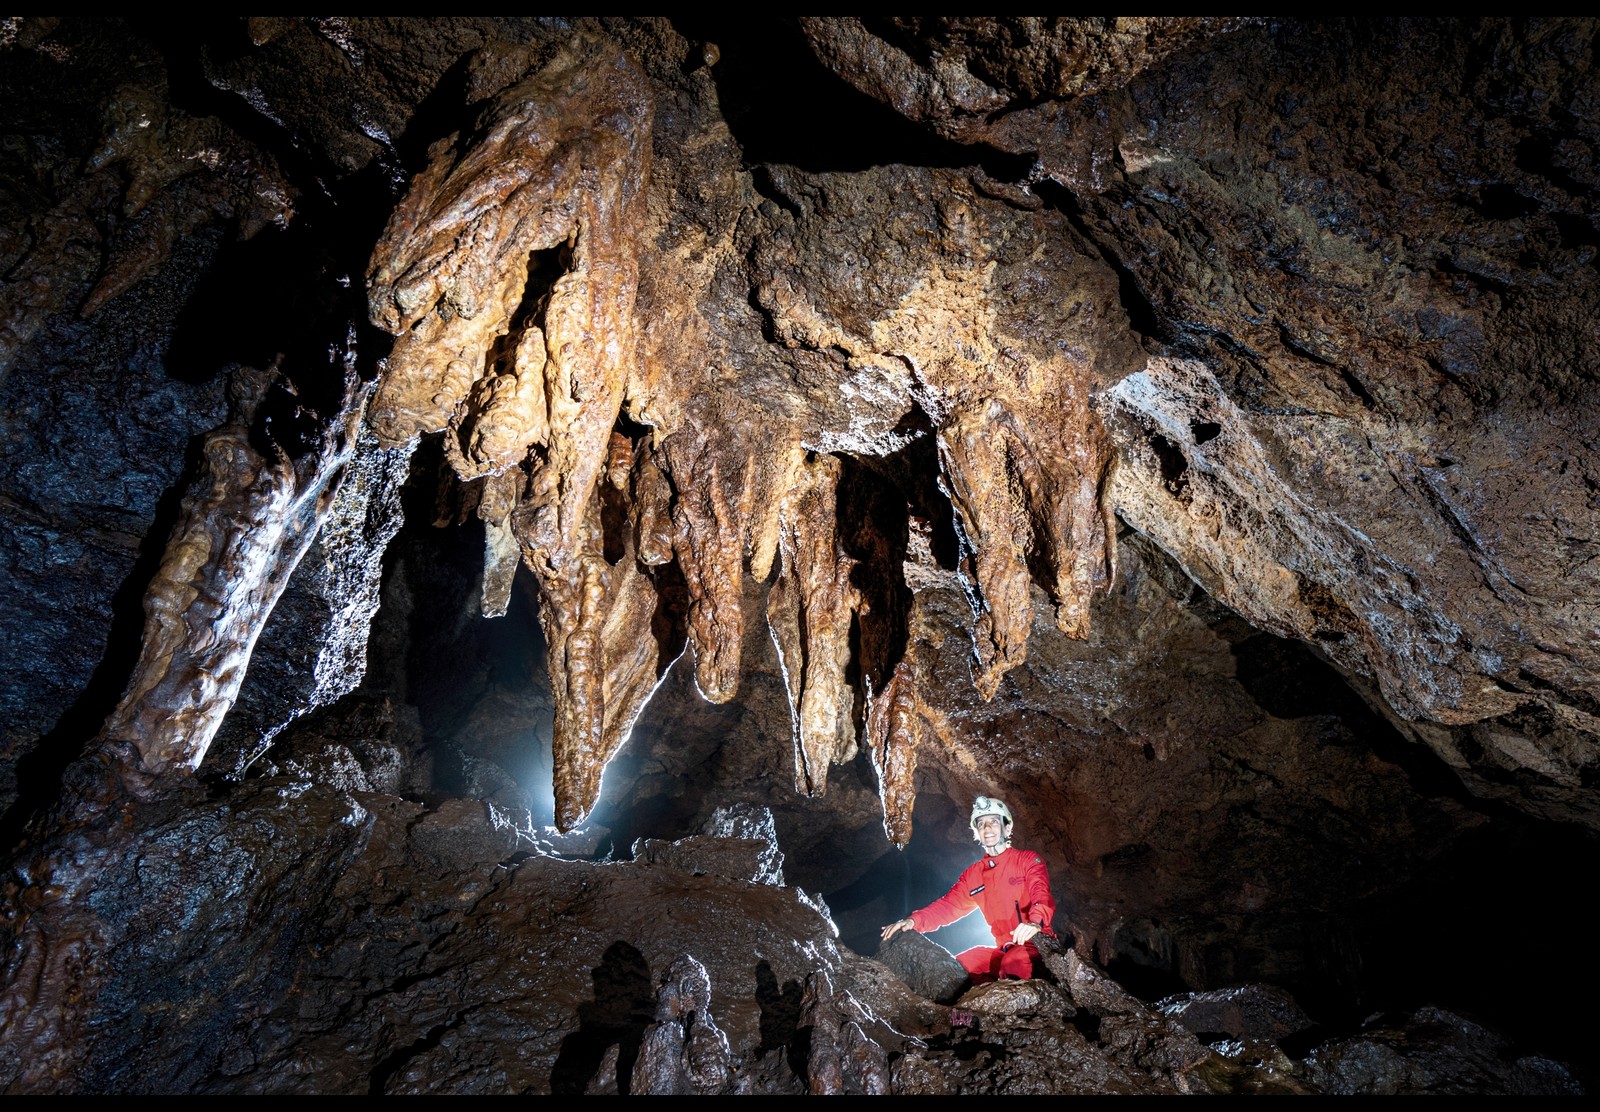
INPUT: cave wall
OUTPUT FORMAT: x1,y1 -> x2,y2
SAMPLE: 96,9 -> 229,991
2,14 -> 1598,1094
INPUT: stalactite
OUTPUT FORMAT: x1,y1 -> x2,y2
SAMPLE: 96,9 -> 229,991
477,469 -> 525,619
365,30 -> 653,583
363,32 -> 659,827
767,453 -> 861,797
632,449 -> 678,567
100,366 -> 370,779
369,251 -> 532,452
517,203 -> 648,576
523,438 -> 686,830
936,400 -> 1036,701
358,32 -> 1128,831
864,659 -> 920,849
451,319 -> 551,482
935,391 -> 1116,701
999,393 -> 1117,639
519,489 -> 604,828
659,435 -> 749,704
744,444 -> 808,585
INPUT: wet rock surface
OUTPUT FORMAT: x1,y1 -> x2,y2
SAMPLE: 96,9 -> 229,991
1159,982 -> 1316,1044
877,930 -> 971,1006
1,791 -> 1580,1095
1,15 -> 1598,1095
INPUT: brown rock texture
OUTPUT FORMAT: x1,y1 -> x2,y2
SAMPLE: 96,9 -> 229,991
101,366 -> 370,780
1,14 -> 1597,1096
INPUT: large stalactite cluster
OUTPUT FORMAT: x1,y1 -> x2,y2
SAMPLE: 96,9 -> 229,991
354,32 -> 1133,837
366,33 -> 664,830
2,15 -> 1598,1096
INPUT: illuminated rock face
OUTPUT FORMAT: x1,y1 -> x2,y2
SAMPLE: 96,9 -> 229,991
353,30 -> 1138,833
1,15 -> 1598,1096
785,16 -> 1600,832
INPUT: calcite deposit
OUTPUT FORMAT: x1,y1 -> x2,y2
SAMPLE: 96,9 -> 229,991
100,365 -> 370,781
1,14 -> 1597,1097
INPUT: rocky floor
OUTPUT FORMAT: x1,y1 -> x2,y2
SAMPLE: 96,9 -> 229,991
3,17 -> 1599,1095
0,781 -> 1585,1096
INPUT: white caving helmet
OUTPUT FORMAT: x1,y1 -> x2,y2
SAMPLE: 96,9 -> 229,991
969,795 -> 1014,840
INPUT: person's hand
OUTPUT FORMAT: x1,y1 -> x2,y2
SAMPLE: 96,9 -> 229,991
1010,922 -> 1041,946
881,917 -> 914,941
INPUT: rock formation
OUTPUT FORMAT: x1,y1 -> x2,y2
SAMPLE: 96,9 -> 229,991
0,15 -> 1596,1095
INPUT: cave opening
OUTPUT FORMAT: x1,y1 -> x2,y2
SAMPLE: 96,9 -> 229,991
355,435 -> 557,821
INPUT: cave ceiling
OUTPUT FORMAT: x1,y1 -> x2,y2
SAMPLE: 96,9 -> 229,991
1,15 -> 1598,1094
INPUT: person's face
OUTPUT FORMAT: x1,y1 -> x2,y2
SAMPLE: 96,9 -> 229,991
975,815 -> 1007,846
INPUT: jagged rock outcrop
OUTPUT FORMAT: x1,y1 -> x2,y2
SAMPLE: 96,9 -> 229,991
5,795 -> 1574,1095
1303,1005 -> 1586,1097
2,14 -> 1599,1097
824,16 -> 1600,827
98,364 -> 371,781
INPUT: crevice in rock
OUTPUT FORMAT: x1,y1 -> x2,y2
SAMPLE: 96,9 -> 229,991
368,1018 -> 460,1096
669,15 -> 977,174
1038,178 -> 1171,346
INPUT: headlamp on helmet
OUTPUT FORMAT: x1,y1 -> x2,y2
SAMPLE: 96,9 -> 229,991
969,796 -> 1014,840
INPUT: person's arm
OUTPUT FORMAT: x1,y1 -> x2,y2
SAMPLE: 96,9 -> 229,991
882,870 -> 976,941
909,873 -> 978,934
1009,853 -> 1057,945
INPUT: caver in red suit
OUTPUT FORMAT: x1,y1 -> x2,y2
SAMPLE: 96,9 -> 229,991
909,843 -> 1058,982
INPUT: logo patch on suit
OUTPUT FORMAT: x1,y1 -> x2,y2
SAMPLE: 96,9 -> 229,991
969,884 -> 986,896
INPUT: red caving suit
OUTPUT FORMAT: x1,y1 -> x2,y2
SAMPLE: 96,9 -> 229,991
910,845 -> 1058,982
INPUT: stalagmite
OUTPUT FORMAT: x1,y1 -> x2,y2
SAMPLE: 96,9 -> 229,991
633,954 -> 734,1095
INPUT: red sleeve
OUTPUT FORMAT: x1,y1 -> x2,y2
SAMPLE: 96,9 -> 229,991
910,865 -> 977,934
1021,853 -> 1057,929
